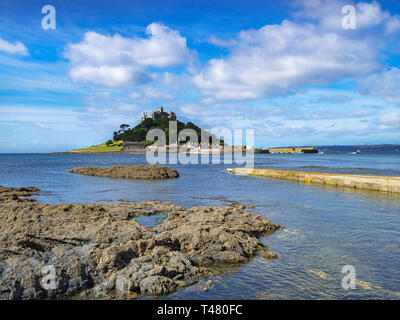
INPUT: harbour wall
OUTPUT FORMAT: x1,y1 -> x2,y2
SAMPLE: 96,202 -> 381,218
227,168 -> 400,194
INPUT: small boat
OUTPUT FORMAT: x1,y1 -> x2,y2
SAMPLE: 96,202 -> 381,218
349,152 -> 357,155
318,152 -> 324,154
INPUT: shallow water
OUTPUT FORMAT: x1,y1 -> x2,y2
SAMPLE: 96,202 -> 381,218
1,153 -> 400,299
134,214 -> 167,228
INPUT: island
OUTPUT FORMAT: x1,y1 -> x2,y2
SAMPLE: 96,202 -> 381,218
68,106 -> 319,155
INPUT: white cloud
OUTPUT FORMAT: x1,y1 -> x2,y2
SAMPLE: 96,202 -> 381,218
130,87 -> 173,102
34,122 -> 49,129
385,15 -> 400,34
117,104 -> 140,112
69,65 -> 135,87
194,19 -> 379,100
379,112 -> 400,123
193,1 -> 400,102
83,92 -> 141,116
356,1 -> 389,29
359,110 -> 400,135
129,92 -> 141,100
206,36 -> 238,48
65,23 -> 191,87
291,0 -> 345,31
0,37 -> 28,55
144,88 -> 173,100
375,112 -> 400,129
293,0 -> 395,31
179,103 -> 210,117
310,108 -> 372,120
358,68 -> 400,103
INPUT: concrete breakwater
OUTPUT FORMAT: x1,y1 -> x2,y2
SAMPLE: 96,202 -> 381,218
227,168 -> 400,194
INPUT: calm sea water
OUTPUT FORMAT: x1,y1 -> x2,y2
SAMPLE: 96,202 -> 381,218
1,153 -> 400,299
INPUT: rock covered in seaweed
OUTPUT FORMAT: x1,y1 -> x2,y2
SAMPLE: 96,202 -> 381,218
0,185 -> 281,299
68,165 -> 179,180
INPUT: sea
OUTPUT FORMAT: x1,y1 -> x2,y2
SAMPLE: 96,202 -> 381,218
0,151 -> 400,299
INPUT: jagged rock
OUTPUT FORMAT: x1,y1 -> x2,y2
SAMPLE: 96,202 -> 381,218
0,185 -> 281,299
139,275 -> 175,295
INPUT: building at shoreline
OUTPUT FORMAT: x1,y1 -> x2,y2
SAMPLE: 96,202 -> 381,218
262,147 -> 318,154
122,141 -> 146,151
142,106 -> 176,121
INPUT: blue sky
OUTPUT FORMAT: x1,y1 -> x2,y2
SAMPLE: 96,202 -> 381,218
1,0 -> 400,152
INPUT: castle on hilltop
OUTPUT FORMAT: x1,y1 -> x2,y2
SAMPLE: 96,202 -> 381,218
142,106 -> 176,122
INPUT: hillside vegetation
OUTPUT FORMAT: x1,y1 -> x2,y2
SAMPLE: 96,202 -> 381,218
71,140 -> 123,152
71,117 -> 222,152
113,118 -> 221,145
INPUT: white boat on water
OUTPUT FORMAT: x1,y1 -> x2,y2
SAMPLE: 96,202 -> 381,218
318,152 -> 324,154
349,152 -> 357,155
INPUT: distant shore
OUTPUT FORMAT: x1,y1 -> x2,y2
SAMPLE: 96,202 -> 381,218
43,144 -> 400,155
43,150 -> 148,155
44,148 -> 265,155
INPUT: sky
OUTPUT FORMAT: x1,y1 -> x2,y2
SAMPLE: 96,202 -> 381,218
1,0 -> 400,152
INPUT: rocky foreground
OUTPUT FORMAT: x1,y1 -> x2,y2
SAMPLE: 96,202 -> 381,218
0,185 -> 282,300
68,165 -> 179,180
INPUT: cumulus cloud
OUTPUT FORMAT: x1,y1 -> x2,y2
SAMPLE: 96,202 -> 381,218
194,19 -> 379,100
356,1 -> 390,28
70,65 -> 136,87
0,37 -> 28,55
65,23 -> 191,87
194,1 -> 400,101
293,0 -> 397,31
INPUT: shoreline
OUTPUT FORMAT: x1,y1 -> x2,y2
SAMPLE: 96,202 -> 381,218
43,148 -> 261,155
36,144 -> 400,155
43,150 -> 148,155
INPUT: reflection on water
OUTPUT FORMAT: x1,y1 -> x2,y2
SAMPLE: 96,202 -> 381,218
134,214 -> 167,228
0,153 -> 400,299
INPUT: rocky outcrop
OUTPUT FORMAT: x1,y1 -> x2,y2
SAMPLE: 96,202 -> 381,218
68,165 -> 179,180
0,185 -> 281,299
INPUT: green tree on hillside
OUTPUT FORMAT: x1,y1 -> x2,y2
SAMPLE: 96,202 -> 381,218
113,117 -> 222,145
120,124 -> 130,131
